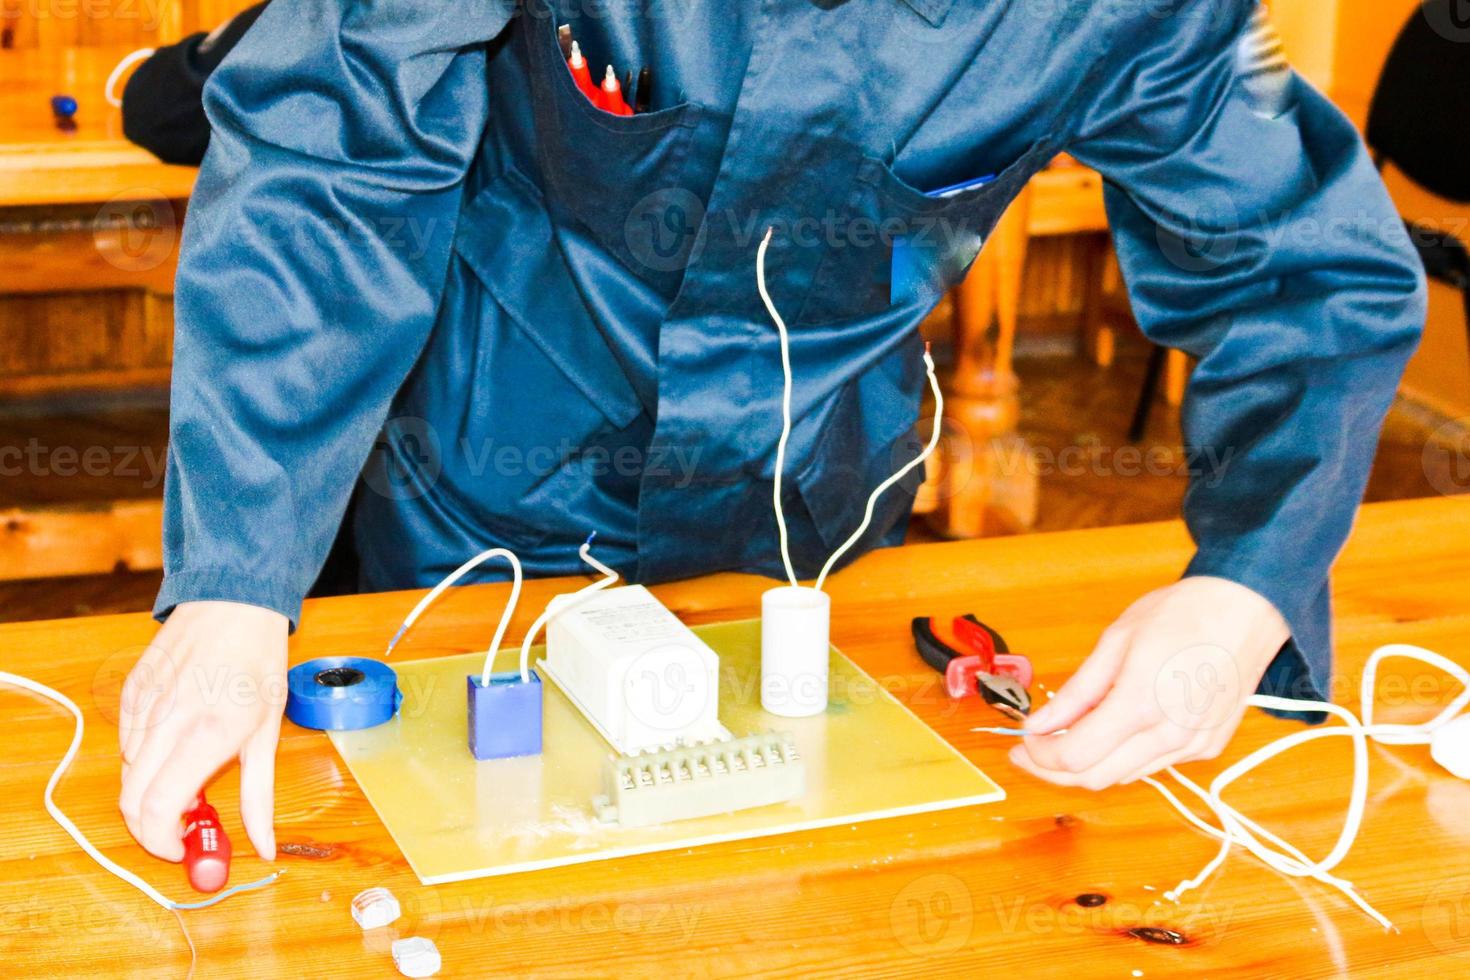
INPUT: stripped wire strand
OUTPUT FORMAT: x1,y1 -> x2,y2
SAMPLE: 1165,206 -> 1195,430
513,536 -> 620,685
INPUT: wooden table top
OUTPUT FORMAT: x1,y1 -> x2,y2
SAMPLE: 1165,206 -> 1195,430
2,496 -> 1468,977
0,46 -> 196,208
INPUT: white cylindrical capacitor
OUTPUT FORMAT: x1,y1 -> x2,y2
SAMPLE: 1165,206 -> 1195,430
760,586 -> 831,717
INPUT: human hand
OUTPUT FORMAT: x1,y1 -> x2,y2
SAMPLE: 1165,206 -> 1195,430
1009,576 -> 1290,790
118,601 -> 288,861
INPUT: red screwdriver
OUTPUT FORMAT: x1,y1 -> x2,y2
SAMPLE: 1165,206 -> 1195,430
181,793 -> 232,893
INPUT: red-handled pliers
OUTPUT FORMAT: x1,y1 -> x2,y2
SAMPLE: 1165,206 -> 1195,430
912,614 -> 1034,720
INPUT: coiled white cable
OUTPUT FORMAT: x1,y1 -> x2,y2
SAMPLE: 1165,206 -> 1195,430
1141,643 -> 1470,931
756,227 -> 944,593
0,671 -> 284,913
104,47 -> 156,107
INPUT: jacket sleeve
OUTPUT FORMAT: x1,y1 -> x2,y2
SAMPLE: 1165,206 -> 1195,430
120,1 -> 269,165
155,0 -> 514,628
1064,2 -> 1427,706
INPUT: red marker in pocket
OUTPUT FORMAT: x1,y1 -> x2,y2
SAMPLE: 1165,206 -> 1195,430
597,65 -> 632,116
182,794 -> 231,893
567,41 -> 599,102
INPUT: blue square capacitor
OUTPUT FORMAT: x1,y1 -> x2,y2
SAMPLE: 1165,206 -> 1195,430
467,671 -> 542,760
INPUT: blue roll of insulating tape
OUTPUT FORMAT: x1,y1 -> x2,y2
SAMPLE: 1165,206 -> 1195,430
286,657 -> 403,731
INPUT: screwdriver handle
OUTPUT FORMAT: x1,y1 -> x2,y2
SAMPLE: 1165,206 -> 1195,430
181,795 -> 232,893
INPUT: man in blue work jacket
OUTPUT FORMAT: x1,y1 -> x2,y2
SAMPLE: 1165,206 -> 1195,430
118,0 -> 1426,865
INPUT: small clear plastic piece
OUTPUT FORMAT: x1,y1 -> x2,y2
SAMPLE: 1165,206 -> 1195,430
350,886 -> 401,931
391,937 -> 442,978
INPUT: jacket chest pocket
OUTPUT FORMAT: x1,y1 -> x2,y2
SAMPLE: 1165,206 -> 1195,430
520,8 -> 703,292
797,139 -> 1056,325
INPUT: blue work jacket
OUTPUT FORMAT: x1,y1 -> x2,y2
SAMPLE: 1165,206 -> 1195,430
157,0 -> 1425,708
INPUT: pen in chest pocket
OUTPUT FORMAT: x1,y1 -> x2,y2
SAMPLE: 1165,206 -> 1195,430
566,39 -> 599,102
561,26 -> 635,116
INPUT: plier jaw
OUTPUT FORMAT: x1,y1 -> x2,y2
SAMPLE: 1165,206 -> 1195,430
911,615 -> 1034,719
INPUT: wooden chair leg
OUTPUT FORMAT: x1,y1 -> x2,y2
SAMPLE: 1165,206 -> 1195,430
1081,238 -> 1115,367
927,186 -> 1039,538
1164,349 -> 1189,406
1129,345 -> 1167,442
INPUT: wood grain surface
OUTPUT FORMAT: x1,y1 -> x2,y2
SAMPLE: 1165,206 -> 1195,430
2,497 -> 1469,978
0,46 -> 196,207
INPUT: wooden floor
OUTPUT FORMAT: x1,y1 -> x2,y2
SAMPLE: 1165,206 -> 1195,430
0,341 -> 1457,623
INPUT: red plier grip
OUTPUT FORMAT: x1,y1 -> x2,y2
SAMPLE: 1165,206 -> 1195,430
911,615 -> 1034,699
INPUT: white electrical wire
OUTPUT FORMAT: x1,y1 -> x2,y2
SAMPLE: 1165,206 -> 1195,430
756,228 -> 800,589
104,47 -> 156,107
1140,643 -> 1470,931
385,547 -> 523,677
812,349 -> 941,592
755,227 -> 945,594
0,671 -> 284,913
383,538 -> 619,687
512,536 -> 620,685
